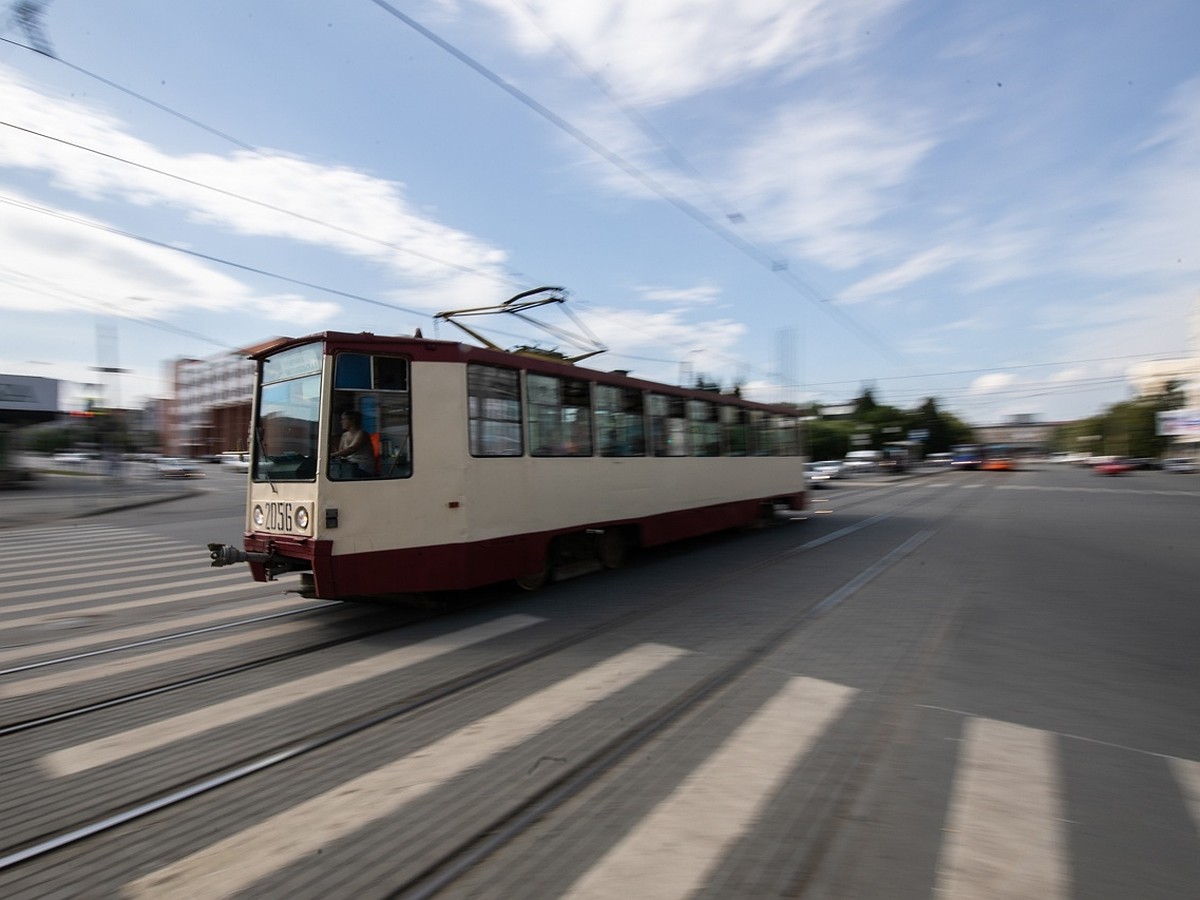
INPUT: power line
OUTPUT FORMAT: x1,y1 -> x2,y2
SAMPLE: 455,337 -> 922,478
0,193 -> 437,321
509,0 -> 789,268
1,35 -> 254,148
366,0 -> 910,370
0,119 -> 522,289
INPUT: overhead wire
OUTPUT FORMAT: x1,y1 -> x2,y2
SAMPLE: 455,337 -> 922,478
365,0 -> 912,371
0,193 -> 437,321
0,119 -> 523,290
1,19 -> 1182,418
507,0 -> 790,269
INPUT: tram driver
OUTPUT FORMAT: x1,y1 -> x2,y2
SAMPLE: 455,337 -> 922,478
331,409 -> 376,477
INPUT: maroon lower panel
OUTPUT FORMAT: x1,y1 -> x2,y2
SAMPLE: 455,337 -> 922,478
246,494 -> 801,599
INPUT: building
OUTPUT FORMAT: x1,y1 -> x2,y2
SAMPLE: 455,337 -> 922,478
1127,292 -> 1200,454
973,414 -> 1060,457
165,338 -> 285,458
0,373 -> 59,426
1128,291 -> 1200,406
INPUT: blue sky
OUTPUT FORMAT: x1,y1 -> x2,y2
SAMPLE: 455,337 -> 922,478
1,0 -> 1197,424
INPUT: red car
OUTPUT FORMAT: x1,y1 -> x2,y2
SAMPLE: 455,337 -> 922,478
1094,458 -> 1134,475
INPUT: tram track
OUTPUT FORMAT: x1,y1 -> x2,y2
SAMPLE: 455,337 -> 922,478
394,481 -> 987,898
0,600 -> 341,678
0,604 -> 442,736
0,475 -> 981,879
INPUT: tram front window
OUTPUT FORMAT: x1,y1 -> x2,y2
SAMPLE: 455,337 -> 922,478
254,374 -> 321,482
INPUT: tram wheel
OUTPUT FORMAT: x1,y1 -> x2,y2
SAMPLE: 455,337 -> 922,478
598,528 -> 629,569
514,553 -> 550,591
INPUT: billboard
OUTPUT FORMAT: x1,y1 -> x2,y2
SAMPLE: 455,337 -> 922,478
1157,408 -> 1200,437
0,374 -> 58,413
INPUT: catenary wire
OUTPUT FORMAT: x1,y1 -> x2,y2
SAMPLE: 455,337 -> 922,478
365,0 -> 911,371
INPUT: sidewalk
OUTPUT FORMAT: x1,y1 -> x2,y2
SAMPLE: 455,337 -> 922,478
0,470 -> 202,530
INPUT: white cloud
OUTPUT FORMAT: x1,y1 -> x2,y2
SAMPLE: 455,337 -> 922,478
634,283 -> 721,305
841,245 -> 961,302
0,194 -> 256,316
969,372 -> 1017,394
466,0 -> 903,106
728,101 -> 935,269
0,66 -> 511,287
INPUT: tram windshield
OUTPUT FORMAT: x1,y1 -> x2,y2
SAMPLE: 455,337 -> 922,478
253,344 -> 322,482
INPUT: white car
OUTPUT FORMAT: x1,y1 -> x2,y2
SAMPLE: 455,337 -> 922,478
805,462 -> 833,487
219,451 -> 251,472
52,450 -> 95,465
842,450 -> 882,474
1163,457 -> 1197,473
154,457 -> 204,478
811,460 -> 843,479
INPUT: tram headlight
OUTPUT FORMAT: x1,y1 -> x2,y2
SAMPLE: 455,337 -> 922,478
294,506 -> 309,531
253,504 -> 265,527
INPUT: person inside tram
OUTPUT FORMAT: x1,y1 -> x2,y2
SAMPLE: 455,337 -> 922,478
331,409 -> 376,477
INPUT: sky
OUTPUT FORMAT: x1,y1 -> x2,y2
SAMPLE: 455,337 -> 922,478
1,0 -> 1198,425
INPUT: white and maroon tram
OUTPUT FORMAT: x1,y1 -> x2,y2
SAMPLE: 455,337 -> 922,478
209,329 -> 806,599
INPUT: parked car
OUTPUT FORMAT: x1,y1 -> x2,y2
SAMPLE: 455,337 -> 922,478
154,457 -> 204,478
51,450 -> 96,465
805,462 -> 833,487
810,460 -> 843,479
1162,457 -> 1197,473
219,451 -> 251,472
842,450 -> 882,474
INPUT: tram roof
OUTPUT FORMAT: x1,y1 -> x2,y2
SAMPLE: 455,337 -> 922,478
255,331 -> 800,413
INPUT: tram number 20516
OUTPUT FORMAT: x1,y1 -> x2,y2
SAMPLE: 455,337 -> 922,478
253,501 -> 310,534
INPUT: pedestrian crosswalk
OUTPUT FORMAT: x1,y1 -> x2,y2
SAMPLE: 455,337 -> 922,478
102,664 -> 1199,899
935,718 -> 1068,900
0,523 -> 312,666
123,643 -> 687,899
4,528 -> 1198,897
42,614 -> 543,776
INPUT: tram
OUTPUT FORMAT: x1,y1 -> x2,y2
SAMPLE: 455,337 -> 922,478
209,293 -> 807,600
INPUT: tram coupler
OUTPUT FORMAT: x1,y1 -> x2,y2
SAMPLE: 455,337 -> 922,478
207,543 -> 271,568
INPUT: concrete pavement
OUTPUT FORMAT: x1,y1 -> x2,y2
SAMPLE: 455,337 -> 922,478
0,467 -> 202,530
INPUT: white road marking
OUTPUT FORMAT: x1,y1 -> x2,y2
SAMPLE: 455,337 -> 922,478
935,718 -> 1069,899
44,614 -> 545,777
0,596 -> 313,666
1,618 -> 321,699
122,642 -> 685,900
1169,756 -> 1200,839
0,542 -> 188,576
998,484 -> 1199,497
0,580 -> 291,631
2,555 -> 223,590
564,675 -> 856,899
1,568 -> 248,608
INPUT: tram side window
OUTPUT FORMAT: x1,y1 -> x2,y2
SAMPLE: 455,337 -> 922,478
721,406 -> 749,457
750,411 -> 774,456
528,373 -> 592,457
595,384 -> 645,457
777,416 -> 801,456
688,400 -> 720,457
649,394 -> 688,457
468,364 -> 523,457
328,353 -> 412,480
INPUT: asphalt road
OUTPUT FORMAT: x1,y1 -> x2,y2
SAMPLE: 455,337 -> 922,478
0,463 -> 1197,898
